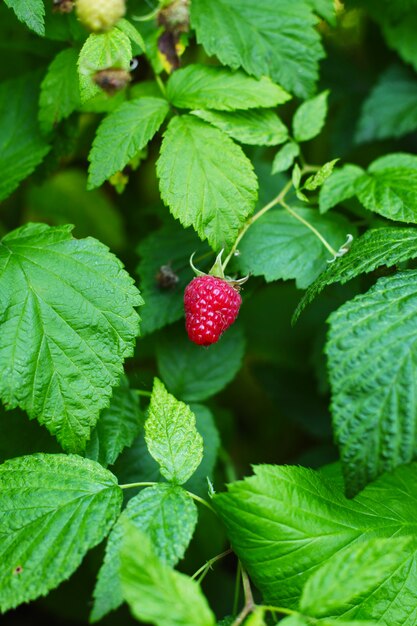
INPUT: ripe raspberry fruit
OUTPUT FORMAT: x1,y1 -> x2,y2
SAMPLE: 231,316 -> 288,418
75,0 -> 125,32
184,276 -> 242,346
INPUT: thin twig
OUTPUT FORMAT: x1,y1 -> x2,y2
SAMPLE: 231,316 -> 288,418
232,567 -> 255,626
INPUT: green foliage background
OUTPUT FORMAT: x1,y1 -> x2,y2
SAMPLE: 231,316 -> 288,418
2,0 -> 417,625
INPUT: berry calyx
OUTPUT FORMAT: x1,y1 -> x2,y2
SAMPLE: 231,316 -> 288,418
184,275 -> 242,346
75,0 -> 125,32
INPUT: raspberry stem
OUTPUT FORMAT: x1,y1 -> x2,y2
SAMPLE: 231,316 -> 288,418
281,199 -> 337,257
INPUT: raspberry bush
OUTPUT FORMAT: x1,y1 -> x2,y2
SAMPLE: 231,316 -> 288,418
1,1 -> 417,625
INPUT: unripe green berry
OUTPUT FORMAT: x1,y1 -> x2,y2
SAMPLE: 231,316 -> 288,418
75,0 -> 126,32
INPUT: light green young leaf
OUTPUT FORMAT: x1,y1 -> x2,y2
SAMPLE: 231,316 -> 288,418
145,378 -> 203,484
293,227 -> 417,321
116,18 -> 146,52
136,219 -> 209,336
88,97 -> 169,189
157,115 -> 258,251
191,109 -> 288,146
156,324 -> 245,402
121,523 -> 216,626
244,607 -> 267,625
91,484 -> 197,622
0,454 -> 122,612
167,64 -> 290,111
307,0 -> 336,24
85,376 -> 143,468
272,142 -> 300,174
355,153 -> 417,223
304,159 -> 339,191
214,462 -> 417,624
190,0 -> 324,99
279,617 -> 308,626
39,48 -> 81,133
0,74 -> 50,202
0,223 -> 142,452
319,164 -> 364,213
327,269 -> 417,494
4,0 -> 44,35
292,163 -> 302,189
293,90 -> 329,142
237,208 -> 352,288
356,65 -> 417,143
78,30 -> 132,103
300,537 -> 412,617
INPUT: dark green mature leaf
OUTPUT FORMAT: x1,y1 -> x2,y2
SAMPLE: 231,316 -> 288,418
293,91 -> 329,142
192,109 -> 288,146
136,219 -> 209,336
85,376 -> 143,468
237,207 -> 351,288
383,13 -> 417,73
0,75 -> 50,203
167,65 -> 290,111
190,0 -> 325,98
91,484 -> 197,622
88,97 -> 169,189
145,378 -> 203,484
356,66 -> 417,143
327,270 -> 417,494
157,115 -> 258,251
319,164 -> 364,213
214,463 -> 417,624
293,227 -> 417,321
4,0 -> 44,35
0,223 -> 142,452
39,48 -> 81,133
300,537 -> 411,617
121,523 -> 216,626
355,153 -> 417,223
78,30 -> 132,102
157,324 -> 245,402
0,454 -> 122,612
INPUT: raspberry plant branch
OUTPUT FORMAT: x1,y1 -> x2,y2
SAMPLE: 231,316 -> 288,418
232,566 -> 255,626
191,548 -> 233,582
280,199 -> 338,257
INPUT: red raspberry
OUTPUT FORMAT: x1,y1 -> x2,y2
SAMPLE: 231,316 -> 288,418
184,276 -> 241,346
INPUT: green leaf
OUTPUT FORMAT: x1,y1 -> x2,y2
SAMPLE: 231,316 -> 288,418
0,453 -> 122,612
78,30 -> 132,103
112,404 -> 219,498
292,163 -> 302,189
293,90 -> 329,142
157,324 -> 245,402
304,159 -> 339,191
121,523 -> 216,626
190,0 -> 325,99
156,325 -> 245,402
136,219 -> 209,336
237,207 -> 352,288
88,97 -> 169,189
145,378 -> 203,484
0,74 -> 50,203
214,463 -> 417,624
91,484 -> 197,622
319,164 -> 364,213
39,48 -> 81,134
272,142 -> 300,174
293,227 -> 417,321
300,537 -> 412,617
116,18 -> 146,53
4,0 -> 44,35
167,64 -> 290,111
191,109 -> 288,146
356,65 -> 417,143
327,270 -> 417,494
382,13 -> 417,73
0,223 -> 142,452
85,376 -> 143,468
157,115 -> 258,251
355,153 -> 417,223
307,0 -> 336,24
279,617 -> 308,626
